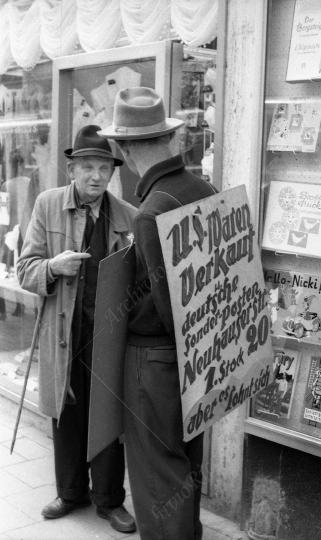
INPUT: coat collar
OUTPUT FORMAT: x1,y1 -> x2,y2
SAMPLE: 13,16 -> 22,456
62,182 -> 130,233
135,155 -> 185,202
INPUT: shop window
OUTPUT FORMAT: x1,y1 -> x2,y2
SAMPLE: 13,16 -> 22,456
0,61 -> 52,404
53,40 -> 217,206
0,38 -> 217,437
70,58 -> 156,207
178,42 -> 216,184
52,40 -> 216,492
247,0 -> 321,456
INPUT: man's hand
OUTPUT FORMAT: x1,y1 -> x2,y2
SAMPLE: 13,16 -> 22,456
49,250 -> 91,277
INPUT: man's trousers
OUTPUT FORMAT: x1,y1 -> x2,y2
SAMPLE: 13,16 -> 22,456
52,322 -> 125,507
124,342 -> 204,540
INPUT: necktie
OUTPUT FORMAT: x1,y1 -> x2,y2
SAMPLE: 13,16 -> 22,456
83,205 -> 94,248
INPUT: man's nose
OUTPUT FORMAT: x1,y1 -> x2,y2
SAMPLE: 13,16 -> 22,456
91,168 -> 101,180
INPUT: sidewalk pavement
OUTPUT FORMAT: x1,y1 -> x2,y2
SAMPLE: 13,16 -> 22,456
0,399 -> 247,540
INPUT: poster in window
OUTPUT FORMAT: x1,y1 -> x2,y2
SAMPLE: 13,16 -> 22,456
286,0 -> 321,83
262,181 -> 321,258
264,268 -> 321,344
267,101 -> 321,153
252,347 -> 299,422
301,355 -> 321,428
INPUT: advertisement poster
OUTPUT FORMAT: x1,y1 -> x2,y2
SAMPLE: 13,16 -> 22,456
286,0 -> 321,83
262,181 -> 321,258
265,268 -> 321,344
267,101 -> 321,153
252,347 -> 299,422
156,185 -> 273,441
301,355 -> 321,428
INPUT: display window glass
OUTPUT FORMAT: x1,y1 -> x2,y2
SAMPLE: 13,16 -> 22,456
0,61 -> 52,404
0,39 -> 217,410
177,45 -> 216,184
69,49 -> 216,193
248,0 -> 321,455
53,41 -> 216,204
69,58 -> 156,206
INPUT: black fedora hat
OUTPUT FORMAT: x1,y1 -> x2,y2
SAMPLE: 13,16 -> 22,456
64,125 -> 123,166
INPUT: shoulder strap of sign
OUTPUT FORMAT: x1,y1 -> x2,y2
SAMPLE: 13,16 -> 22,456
153,184 -> 217,208
152,190 -> 183,207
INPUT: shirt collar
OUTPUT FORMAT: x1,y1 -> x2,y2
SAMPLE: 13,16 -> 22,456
63,181 -> 103,218
79,193 -> 103,220
135,155 -> 185,202
63,182 -> 131,234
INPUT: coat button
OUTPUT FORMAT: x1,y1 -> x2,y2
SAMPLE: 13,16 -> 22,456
80,276 -> 84,280
60,341 -> 67,348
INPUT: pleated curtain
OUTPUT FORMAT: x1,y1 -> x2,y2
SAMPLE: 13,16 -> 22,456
0,0 -> 218,73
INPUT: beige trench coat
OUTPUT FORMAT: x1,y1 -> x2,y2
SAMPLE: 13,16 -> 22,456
17,182 -> 136,421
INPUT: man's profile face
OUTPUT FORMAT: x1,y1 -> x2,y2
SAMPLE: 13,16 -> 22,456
68,157 -> 114,202
116,141 -> 139,176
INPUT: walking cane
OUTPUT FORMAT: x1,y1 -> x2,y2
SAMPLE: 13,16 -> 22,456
10,299 -> 46,454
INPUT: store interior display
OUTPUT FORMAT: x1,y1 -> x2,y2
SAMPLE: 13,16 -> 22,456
72,66 -> 142,140
70,59 -> 155,207
69,45 -> 216,207
253,263 -> 321,439
178,51 -> 216,181
0,62 -> 51,401
251,0 -> 321,452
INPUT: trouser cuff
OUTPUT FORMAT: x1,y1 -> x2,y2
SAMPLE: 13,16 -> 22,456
91,487 -> 126,508
57,486 -> 90,501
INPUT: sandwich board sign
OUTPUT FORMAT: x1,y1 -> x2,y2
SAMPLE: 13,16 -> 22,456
156,185 -> 273,441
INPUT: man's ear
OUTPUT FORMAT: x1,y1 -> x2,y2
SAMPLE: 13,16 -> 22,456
67,161 -> 75,179
116,140 -> 130,158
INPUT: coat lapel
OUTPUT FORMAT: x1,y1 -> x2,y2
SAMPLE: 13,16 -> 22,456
107,192 -> 131,253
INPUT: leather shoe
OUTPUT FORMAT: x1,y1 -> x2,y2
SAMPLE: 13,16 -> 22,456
42,496 -> 92,519
96,504 -> 136,533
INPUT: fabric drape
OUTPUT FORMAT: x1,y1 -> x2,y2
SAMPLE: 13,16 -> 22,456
0,0 -> 219,71
171,0 -> 218,47
39,0 -> 78,59
120,0 -> 170,45
8,0 -> 42,69
76,0 -> 122,52
0,2 -> 13,75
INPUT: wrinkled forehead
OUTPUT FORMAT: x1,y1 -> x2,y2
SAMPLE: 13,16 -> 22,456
73,156 -> 114,167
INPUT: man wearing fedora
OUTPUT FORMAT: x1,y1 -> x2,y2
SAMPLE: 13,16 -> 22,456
99,88 -> 217,540
17,125 -> 136,533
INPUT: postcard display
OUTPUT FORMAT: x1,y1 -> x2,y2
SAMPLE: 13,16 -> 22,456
251,0 -> 321,452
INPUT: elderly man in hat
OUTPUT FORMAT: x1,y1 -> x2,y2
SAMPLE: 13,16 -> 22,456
99,88 -> 217,540
17,125 -> 136,533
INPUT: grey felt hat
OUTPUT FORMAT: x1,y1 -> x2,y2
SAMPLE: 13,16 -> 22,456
98,87 -> 184,140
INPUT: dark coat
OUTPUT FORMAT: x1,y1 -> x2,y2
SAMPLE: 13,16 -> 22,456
128,154 -> 217,342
